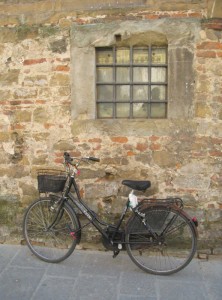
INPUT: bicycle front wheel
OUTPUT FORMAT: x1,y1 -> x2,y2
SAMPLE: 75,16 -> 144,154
125,206 -> 197,275
23,198 -> 79,263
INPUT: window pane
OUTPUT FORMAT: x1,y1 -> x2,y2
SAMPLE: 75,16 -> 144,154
133,85 -> 148,101
133,67 -> 148,82
97,103 -> 113,118
116,48 -> 130,64
97,67 -> 113,83
133,103 -> 148,118
96,48 -> 113,64
150,103 -> 167,118
152,48 -> 166,64
151,67 -> 166,83
116,103 -> 130,118
151,85 -> 166,101
133,47 -> 149,64
116,85 -> 130,101
97,85 -> 113,101
116,67 -> 130,82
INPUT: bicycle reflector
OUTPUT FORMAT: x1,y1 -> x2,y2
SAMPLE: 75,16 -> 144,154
192,217 -> 198,227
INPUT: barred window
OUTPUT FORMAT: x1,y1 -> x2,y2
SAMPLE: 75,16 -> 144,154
96,46 -> 167,119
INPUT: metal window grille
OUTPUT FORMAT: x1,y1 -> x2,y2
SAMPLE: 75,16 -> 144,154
96,46 -> 168,119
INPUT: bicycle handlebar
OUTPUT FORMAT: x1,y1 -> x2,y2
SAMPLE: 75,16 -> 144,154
63,152 -> 100,164
88,157 -> 100,162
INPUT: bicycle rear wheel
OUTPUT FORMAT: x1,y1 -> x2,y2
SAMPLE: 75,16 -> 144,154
125,206 -> 197,275
23,198 -> 79,263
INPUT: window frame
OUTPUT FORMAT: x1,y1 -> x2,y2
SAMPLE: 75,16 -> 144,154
96,45 -> 168,119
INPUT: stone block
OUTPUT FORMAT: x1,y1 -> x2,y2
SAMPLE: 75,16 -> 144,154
0,70 -> 20,86
19,182 -> 38,197
50,73 -> 70,86
0,28 -> 18,43
195,103 -> 212,118
14,110 -> 32,123
49,38 -> 67,53
33,107 -> 48,123
153,150 -> 177,168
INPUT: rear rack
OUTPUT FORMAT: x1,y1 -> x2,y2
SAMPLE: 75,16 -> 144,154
138,197 -> 184,209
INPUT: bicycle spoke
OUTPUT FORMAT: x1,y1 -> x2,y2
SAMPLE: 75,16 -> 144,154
23,198 -> 79,263
126,206 -> 197,275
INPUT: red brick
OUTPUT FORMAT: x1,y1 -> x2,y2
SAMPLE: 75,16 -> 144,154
36,100 -> 46,104
144,14 -> 160,20
207,203 -> 215,208
111,137 -> 128,143
11,124 -> 25,130
210,138 -> 222,145
127,151 -> 135,156
150,143 -> 161,151
149,135 -> 159,142
196,51 -> 216,58
88,138 -> 102,143
136,143 -> 148,151
209,151 -> 222,157
54,65 -> 70,72
188,12 -> 203,18
197,42 -> 222,50
44,123 -> 54,129
54,157 -> 63,164
202,19 -> 222,30
23,58 -> 47,65
216,52 -> 222,58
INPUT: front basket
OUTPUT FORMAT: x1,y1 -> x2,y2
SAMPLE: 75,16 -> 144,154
37,169 -> 67,193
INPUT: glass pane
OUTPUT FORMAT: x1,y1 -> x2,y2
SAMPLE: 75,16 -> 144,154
96,48 -> 113,64
133,67 -> 148,82
133,103 -> 148,118
97,85 -> 113,101
152,48 -> 166,64
150,103 -> 167,118
151,85 -> 166,101
97,103 -> 113,118
133,86 -> 148,101
116,85 -> 130,101
116,67 -> 130,83
133,47 -> 149,64
116,103 -> 130,118
151,67 -> 166,83
97,67 -> 113,83
116,48 -> 130,64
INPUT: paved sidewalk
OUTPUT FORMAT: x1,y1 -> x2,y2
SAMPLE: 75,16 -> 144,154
0,244 -> 221,300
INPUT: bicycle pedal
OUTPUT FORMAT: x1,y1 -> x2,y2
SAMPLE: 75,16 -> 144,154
113,251 -> 120,258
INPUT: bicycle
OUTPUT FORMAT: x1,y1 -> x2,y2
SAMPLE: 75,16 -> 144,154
23,152 -> 198,275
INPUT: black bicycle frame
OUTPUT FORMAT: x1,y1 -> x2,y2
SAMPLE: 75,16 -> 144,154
63,174 -> 130,242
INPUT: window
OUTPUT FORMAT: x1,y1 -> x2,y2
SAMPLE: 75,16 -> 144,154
96,46 -> 167,119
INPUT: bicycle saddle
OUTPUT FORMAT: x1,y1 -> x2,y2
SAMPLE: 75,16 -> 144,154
122,180 -> 151,191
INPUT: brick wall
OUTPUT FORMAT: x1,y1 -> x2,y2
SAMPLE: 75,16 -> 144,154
0,1 -> 222,253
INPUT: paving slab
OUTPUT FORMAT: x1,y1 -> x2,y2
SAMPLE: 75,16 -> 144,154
0,244 -> 221,300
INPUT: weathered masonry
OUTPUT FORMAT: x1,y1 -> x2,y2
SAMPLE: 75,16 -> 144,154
0,0 -> 222,253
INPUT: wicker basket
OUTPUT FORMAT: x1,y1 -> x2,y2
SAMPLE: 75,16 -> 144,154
37,169 -> 67,193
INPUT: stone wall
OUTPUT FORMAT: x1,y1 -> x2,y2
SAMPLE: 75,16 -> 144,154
0,1 -> 222,253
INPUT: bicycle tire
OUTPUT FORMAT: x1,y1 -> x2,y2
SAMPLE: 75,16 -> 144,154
125,205 -> 197,275
23,198 -> 79,263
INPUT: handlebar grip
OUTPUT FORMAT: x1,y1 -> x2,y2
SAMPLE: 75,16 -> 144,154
89,157 -> 100,162
64,152 -> 73,163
